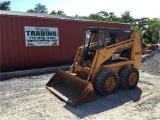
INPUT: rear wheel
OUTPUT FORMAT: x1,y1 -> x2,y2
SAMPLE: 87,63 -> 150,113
119,66 -> 139,89
94,70 -> 118,96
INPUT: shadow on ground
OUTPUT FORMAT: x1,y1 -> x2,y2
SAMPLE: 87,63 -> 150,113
64,87 -> 142,118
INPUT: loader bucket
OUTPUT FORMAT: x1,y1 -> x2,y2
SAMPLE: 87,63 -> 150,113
46,69 -> 96,106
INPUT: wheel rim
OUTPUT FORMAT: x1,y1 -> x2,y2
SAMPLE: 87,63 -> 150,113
105,77 -> 116,91
129,72 -> 137,85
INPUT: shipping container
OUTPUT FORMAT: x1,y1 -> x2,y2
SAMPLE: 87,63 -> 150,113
0,10 -> 131,71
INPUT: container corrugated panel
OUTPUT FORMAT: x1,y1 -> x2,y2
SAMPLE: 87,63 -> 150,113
0,15 -> 131,71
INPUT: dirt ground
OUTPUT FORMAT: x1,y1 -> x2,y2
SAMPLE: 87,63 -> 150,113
0,72 -> 160,120
0,52 -> 160,120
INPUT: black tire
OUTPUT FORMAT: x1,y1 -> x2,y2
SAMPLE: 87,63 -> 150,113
94,70 -> 119,96
119,66 -> 139,89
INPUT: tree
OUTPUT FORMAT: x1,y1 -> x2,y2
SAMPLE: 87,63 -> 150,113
79,16 -> 89,19
50,9 -> 66,16
27,9 -> 34,13
50,10 -> 57,14
27,3 -> 48,13
108,12 -> 117,21
97,11 -> 108,18
57,9 -> 66,16
134,18 -> 160,44
132,18 -> 149,41
114,17 -> 125,23
75,14 -> 79,17
137,18 -> 149,31
143,29 -> 153,43
0,1 -> 11,10
88,13 -> 101,20
133,25 -> 142,34
121,11 -> 134,23
144,18 -> 160,44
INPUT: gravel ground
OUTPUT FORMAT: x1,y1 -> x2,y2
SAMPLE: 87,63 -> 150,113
141,50 -> 160,75
0,52 -> 160,120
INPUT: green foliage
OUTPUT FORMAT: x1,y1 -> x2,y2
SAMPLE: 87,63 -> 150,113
108,12 -> 117,21
79,16 -> 89,19
57,9 -> 66,16
133,25 -> 141,33
114,17 -> 125,23
27,9 -> 34,13
88,13 -> 102,21
133,18 -> 160,44
50,10 -> 57,14
23,4 -> 159,44
146,18 -> 160,44
50,9 -> 66,16
0,1 -> 11,10
75,14 -> 79,17
97,11 -> 108,18
27,3 -> 48,13
76,11 -> 159,45
87,11 -> 117,22
121,11 -> 134,23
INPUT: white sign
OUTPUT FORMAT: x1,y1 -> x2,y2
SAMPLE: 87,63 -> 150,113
24,26 -> 59,46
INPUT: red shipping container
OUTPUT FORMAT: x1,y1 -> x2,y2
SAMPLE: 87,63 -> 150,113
0,11 -> 131,71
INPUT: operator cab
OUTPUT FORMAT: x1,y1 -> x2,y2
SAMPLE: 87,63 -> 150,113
83,27 -> 133,61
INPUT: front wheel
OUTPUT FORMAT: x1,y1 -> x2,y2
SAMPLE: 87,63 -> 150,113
94,70 -> 119,96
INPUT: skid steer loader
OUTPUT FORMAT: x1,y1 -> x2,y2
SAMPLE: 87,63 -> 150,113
46,28 -> 142,106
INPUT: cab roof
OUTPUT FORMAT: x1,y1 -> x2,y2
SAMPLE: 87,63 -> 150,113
85,27 -> 133,34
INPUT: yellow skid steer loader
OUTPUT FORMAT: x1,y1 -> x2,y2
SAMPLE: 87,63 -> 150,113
46,28 -> 142,106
